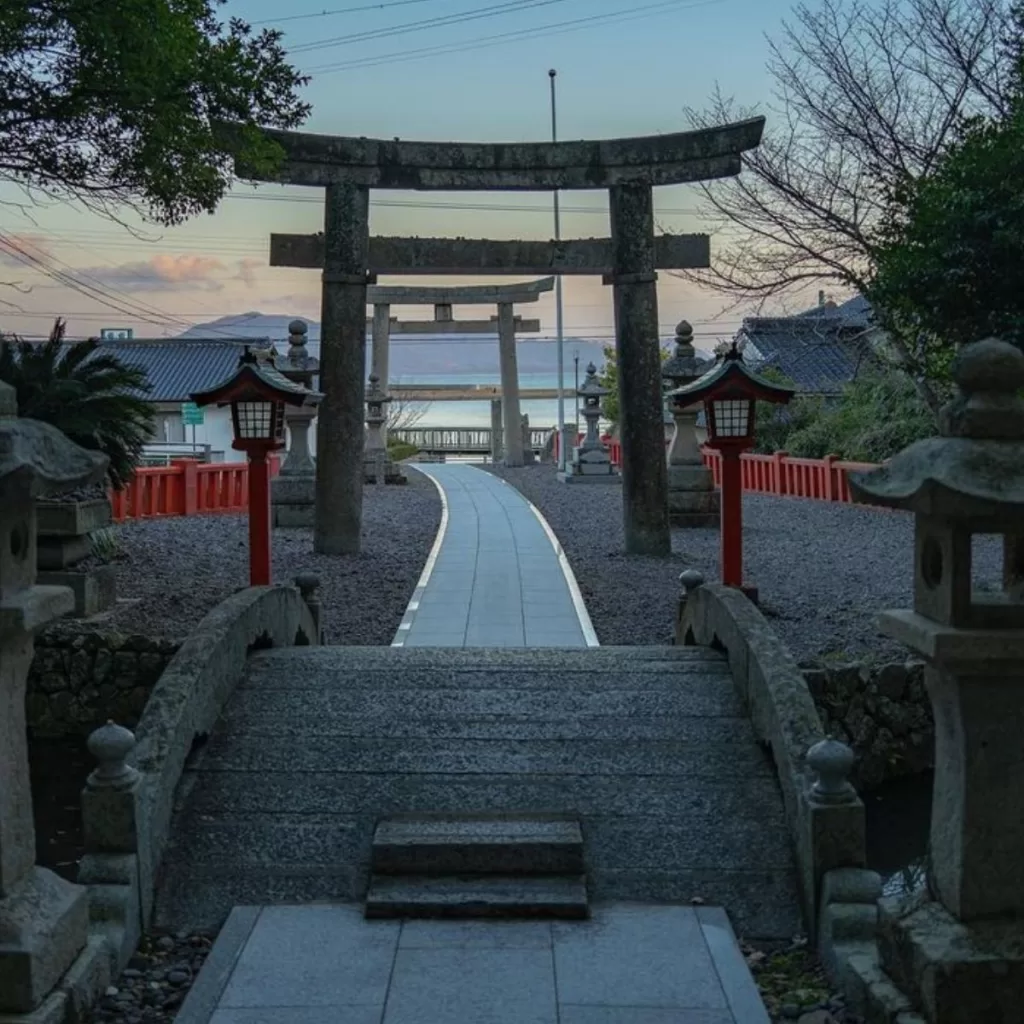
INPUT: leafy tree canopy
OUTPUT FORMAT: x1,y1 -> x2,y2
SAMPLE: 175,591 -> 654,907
0,0 -> 310,224
0,319 -> 154,487
598,345 -> 672,428
868,85 -> 1024,360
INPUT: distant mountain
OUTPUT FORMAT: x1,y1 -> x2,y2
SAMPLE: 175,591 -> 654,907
176,312 -> 701,377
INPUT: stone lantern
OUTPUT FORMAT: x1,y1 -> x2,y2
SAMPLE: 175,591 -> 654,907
364,373 -> 403,484
558,363 -> 619,483
0,380 -> 109,1016
272,320 -> 321,528
661,320 -> 720,527
847,338 -> 1024,1024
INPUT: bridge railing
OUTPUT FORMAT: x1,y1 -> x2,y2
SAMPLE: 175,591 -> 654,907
109,457 -> 280,522
391,426 -> 551,452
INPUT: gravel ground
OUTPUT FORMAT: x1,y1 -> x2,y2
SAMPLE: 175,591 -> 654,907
488,464 -> 1003,661
89,472 -> 441,643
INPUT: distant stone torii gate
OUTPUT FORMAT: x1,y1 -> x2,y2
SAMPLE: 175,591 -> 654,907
235,117 -> 765,555
367,277 -> 554,468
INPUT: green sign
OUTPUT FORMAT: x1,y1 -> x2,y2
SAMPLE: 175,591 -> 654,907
181,401 -> 204,426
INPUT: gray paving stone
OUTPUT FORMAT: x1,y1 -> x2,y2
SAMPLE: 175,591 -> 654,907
218,905 -> 398,1008
552,905 -> 728,1009
696,906 -> 771,1024
558,1009 -> 736,1024
397,919 -> 553,949
210,1009 -> 382,1024
383,947 -> 558,1024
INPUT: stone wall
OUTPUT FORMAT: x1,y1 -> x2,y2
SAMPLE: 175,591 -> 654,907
798,657 -> 933,791
26,627 -> 180,737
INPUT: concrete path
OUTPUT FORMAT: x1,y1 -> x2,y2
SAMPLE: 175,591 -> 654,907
177,903 -> 770,1024
393,463 -> 596,648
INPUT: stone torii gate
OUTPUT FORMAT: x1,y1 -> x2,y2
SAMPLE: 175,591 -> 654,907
232,117 -> 764,555
367,277 -> 555,467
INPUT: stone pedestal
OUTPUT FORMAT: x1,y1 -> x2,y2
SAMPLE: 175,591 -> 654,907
559,363 -> 619,485
272,320 -> 321,528
662,321 -> 719,527
489,399 -> 503,462
0,380 -> 112,1019
34,497 -> 116,617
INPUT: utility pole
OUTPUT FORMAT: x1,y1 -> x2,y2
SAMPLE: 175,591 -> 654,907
549,68 -> 567,472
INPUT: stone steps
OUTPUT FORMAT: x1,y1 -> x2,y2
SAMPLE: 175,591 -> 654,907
364,874 -> 590,920
365,813 -> 589,920
370,813 -> 585,876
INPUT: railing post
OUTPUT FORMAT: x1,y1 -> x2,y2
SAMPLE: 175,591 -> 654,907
79,720 -> 144,967
773,450 -> 789,495
822,453 -> 837,502
295,572 -> 324,644
171,459 -> 198,516
675,569 -> 705,645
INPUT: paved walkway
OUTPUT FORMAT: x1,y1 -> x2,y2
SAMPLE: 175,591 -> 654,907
177,903 -> 770,1024
393,463 -> 596,648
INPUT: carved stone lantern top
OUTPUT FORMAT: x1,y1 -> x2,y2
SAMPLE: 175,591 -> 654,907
283,320 -> 319,383
662,320 -> 712,390
577,363 -> 609,401
848,337 -> 1024,631
0,381 -> 108,499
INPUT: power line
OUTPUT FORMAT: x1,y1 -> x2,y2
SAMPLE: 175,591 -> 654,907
253,0 -> 446,27
289,0 -> 577,55
306,0 -> 723,74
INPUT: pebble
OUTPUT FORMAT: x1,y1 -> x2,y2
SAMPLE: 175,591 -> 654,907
781,1005 -> 802,1020
168,969 -> 191,985
155,935 -> 175,951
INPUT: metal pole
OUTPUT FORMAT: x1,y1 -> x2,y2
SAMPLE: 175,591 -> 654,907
550,69 -> 566,472
573,349 -> 580,438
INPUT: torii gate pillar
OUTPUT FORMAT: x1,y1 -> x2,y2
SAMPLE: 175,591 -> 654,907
319,183 -> 372,555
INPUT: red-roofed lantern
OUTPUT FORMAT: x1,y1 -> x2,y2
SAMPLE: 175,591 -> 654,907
191,348 -> 321,586
667,342 -> 794,597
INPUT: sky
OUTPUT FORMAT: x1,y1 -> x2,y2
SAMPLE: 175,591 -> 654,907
0,0 -> 818,347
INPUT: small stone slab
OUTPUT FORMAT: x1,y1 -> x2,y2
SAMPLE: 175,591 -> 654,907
364,875 -> 589,920
372,814 -> 584,876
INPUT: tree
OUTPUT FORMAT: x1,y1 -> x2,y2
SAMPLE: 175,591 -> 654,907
598,344 -> 672,428
0,319 -> 154,487
750,366 -> 824,455
678,0 -> 1015,415
0,0 -> 310,224
868,44 -> 1024,357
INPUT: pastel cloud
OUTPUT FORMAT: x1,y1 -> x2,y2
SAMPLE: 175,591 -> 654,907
0,233 -> 53,268
78,254 -> 228,293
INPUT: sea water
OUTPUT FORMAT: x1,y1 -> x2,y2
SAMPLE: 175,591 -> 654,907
395,372 -> 588,430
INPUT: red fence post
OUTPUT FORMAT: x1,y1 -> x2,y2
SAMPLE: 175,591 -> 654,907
822,453 -> 837,501
179,459 -> 199,515
773,450 -> 789,496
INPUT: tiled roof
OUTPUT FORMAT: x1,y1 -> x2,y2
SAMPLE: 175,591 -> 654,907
91,338 -> 273,402
738,318 -> 874,394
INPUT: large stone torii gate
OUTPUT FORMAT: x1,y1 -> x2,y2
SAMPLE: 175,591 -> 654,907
367,277 -> 554,468
235,117 -> 765,555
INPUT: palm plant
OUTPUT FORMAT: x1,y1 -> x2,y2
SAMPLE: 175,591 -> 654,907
0,318 -> 154,488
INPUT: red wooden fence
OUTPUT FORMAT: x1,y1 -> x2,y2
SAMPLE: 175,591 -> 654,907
553,432 -> 878,506
109,457 -> 280,522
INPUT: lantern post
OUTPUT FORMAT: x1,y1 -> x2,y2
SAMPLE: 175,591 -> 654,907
192,348 -> 321,586
667,342 -> 793,596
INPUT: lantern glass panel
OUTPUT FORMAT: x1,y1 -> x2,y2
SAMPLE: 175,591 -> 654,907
236,400 -> 275,440
711,398 -> 753,439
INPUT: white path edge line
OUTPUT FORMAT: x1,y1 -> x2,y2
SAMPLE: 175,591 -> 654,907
391,465 -> 450,647
487,469 -> 600,648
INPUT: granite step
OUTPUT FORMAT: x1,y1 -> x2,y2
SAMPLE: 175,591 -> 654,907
370,813 -> 584,876
364,874 -> 589,920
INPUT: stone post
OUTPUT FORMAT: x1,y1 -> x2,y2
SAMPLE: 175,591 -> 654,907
294,572 -> 324,644
497,301 -> 525,467
846,337 -> 1024,1024
0,380 -> 108,1015
521,413 -> 535,466
490,398 -> 504,462
272,320 -> 320,528
371,303 -> 392,444
606,183 -> 670,555
316,182 -> 372,555
662,321 -> 719,527
363,373 -> 391,485
78,721 -> 143,969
